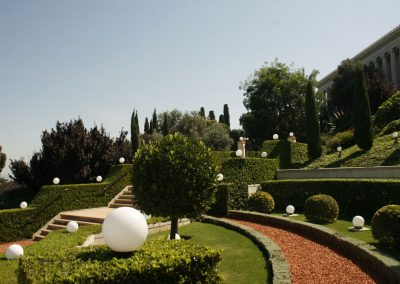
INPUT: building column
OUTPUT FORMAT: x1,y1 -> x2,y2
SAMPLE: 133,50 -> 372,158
392,47 -> 400,89
384,52 -> 392,82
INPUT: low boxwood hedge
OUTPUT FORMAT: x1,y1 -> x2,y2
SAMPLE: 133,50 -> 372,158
20,238 -> 222,284
0,164 -> 132,242
212,151 -> 262,168
208,183 -> 233,216
261,179 -> 400,219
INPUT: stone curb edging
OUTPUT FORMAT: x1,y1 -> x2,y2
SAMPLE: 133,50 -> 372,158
202,215 -> 291,284
228,210 -> 400,284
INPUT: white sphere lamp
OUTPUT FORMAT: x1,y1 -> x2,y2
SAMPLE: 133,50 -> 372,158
5,244 -> 24,260
96,176 -> 103,182
352,216 -> 365,229
102,207 -> 148,252
393,131 -> 399,138
53,177 -> 60,185
273,134 -> 279,140
216,173 -> 224,182
67,221 -> 79,233
167,233 -> 181,240
119,157 -> 125,164
261,152 -> 268,158
286,205 -> 295,215
239,137 -> 244,141
289,132 -> 294,137
20,201 -> 28,209
235,150 -> 243,157
337,146 -> 342,152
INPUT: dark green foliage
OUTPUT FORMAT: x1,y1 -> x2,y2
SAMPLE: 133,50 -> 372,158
305,77 -> 322,159
0,180 -> 36,209
229,129 -> 245,150
211,151 -> 263,168
221,158 -> 278,209
371,205 -> 400,248
132,134 -> 215,238
0,164 -> 131,242
223,104 -> 230,127
304,194 -> 339,224
353,63 -> 373,150
0,146 -> 6,174
240,60 -> 310,147
379,118 -> 400,136
144,117 -> 150,134
113,129 -> 132,163
248,191 -> 275,213
324,130 -> 354,152
152,109 -> 159,131
218,114 -> 224,123
161,112 -> 170,135
208,110 -> 216,121
261,140 -> 308,169
20,237 -> 222,284
203,123 -> 233,151
374,91 -> 400,130
199,107 -> 206,118
208,183 -> 234,216
131,110 -> 140,155
8,159 -> 35,189
261,179 -> 400,219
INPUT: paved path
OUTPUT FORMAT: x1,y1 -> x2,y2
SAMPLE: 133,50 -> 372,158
63,207 -> 114,219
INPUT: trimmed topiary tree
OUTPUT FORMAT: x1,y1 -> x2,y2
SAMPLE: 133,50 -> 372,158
374,90 -> 400,130
248,191 -> 275,213
132,133 -> 215,239
304,194 -> 339,224
305,76 -> 322,160
371,204 -> 400,248
353,63 -> 373,150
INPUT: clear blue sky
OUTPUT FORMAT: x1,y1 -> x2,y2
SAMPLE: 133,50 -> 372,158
1,0 -> 399,179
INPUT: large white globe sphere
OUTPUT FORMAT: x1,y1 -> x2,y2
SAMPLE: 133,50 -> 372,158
216,173 -> 224,181
352,215 -> 365,228
261,152 -> 268,158
286,205 -> 295,215
273,134 -> 279,140
235,150 -> 243,157
119,157 -> 125,164
20,201 -> 28,209
289,132 -> 294,137
167,233 -> 181,240
102,207 -> 148,252
5,244 -> 24,260
96,176 -> 103,182
67,221 -> 79,233
53,177 -> 60,185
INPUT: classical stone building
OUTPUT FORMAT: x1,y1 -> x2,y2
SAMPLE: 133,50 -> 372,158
318,25 -> 400,99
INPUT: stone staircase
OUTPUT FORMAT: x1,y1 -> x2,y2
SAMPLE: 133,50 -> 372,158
108,186 -> 135,208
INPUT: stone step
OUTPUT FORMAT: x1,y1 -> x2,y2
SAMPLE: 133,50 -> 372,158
109,203 -> 133,208
53,218 -> 102,226
33,235 -> 45,241
119,194 -> 134,199
47,224 -> 66,230
59,214 -> 105,224
114,199 -> 133,204
41,229 -> 51,236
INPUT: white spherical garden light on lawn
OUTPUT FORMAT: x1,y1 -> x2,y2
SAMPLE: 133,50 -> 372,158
67,221 -> 79,233
273,134 -> 279,140
119,157 -> 125,164
235,149 -> 243,157
102,207 -> 148,252
20,201 -> 28,209
96,176 -> 103,182
261,151 -> 268,158
352,216 -> 365,229
289,132 -> 294,137
286,205 -> 295,215
216,173 -> 224,182
167,233 -> 181,240
5,244 -> 24,260
53,177 -> 60,185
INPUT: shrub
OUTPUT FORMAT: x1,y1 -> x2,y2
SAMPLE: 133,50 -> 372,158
378,118 -> 400,136
261,140 -> 308,169
374,90 -> 400,130
20,239 -> 222,284
324,130 -> 355,152
248,191 -> 275,213
208,183 -> 234,216
371,205 -> 400,248
221,158 -> 278,209
304,194 -> 339,224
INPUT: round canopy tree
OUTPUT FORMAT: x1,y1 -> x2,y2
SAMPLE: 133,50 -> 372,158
132,133 -> 215,239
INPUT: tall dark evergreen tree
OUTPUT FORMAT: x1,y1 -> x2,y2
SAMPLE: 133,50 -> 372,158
218,115 -> 224,124
199,107 -> 206,118
208,110 -> 216,121
353,63 -> 374,150
135,112 -> 139,133
152,109 -> 159,131
161,113 -> 170,135
149,119 -> 154,133
305,77 -> 322,159
144,117 -> 150,134
0,145 -> 6,174
223,104 -> 230,127
131,110 -> 140,155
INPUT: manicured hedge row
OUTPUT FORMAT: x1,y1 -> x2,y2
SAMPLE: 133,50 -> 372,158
221,158 -> 278,210
0,164 -> 132,242
208,183 -> 234,216
211,151 -> 263,168
261,179 -> 400,218
20,238 -> 222,283
262,140 -> 308,169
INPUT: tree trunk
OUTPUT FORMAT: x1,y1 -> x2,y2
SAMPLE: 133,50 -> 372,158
170,217 -> 178,240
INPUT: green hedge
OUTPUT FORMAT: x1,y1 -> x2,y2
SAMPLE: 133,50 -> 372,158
221,158 -> 278,210
261,179 -> 400,219
379,118 -> 400,136
212,151 -> 262,168
208,183 -> 234,216
20,238 -> 222,283
261,140 -> 308,169
0,164 -> 132,242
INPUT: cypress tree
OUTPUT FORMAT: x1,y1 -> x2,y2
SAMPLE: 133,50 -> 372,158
152,109 -> 158,131
135,111 -> 139,133
161,113 -> 170,135
149,119 -> 153,133
223,104 -> 230,127
353,63 -> 373,150
131,110 -> 140,155
305,77 -> 322,159
199,107 -> 205,118
144,117 -> 150,134
218,115 -> 224,124
208,110 -> 215,121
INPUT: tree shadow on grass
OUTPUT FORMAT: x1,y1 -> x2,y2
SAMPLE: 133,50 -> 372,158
325,149 -> 365,168
381,147 -> 400,166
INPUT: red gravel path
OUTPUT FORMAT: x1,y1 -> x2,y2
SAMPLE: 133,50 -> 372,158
232,219 -> 376,284
0,240 -> 34,254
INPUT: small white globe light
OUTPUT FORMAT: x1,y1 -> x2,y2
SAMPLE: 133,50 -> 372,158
239,137 -> 244,141
337,146 -> 342,152
393,131 -> 398,138
102,207 -> 148,252
5,244 -> 24,260
273,134 -> 279,140
53,177 -> 60,185
216,173 -> 224,181
352,216 -> 365,229
67,221 -> 79,233
119,157 -> 125,164
286,205 -> 295,215
96,176 -> 103,182
289,132 -> 294,137
261,151 -> 268,158
20,201 -> 28,209
235,150 -> 243,157
167,233 -> 181,240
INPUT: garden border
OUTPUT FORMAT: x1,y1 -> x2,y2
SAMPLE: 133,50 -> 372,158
228,210 -> 400,284
203,215 -> 291,284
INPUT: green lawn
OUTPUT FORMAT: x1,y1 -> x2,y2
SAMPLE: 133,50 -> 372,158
150,222 -> 269,284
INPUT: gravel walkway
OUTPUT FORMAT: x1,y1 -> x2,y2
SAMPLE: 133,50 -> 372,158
232,219 -> 377,284
0,240 -> 34,254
